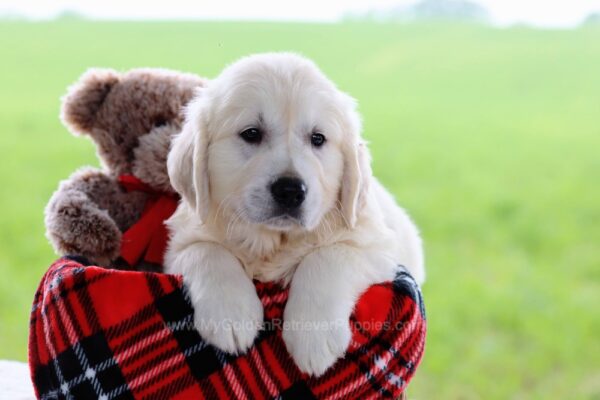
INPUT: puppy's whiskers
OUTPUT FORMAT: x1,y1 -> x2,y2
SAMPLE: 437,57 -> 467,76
225,208 -> 240,240
212,193 -> 235,226
226,207 -> 247,240
335,200 -> 351,228
323,213 -> 334,237
322,212 -> 335,240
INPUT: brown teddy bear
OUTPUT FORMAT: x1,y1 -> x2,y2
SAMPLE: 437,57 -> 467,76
45,68 -> 206,269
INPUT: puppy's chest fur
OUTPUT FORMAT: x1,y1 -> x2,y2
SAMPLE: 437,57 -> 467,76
225,230 -> 321,284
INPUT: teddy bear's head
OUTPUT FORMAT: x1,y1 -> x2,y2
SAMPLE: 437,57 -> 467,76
61,68 -> 206,192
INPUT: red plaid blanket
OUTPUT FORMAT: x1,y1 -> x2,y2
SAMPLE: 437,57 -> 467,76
29,256 -> 425,399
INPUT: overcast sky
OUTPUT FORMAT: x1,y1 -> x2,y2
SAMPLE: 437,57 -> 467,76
1,0 -> 599,28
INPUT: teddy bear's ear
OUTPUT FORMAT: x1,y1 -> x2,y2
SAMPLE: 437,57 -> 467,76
61,68 -> 120,134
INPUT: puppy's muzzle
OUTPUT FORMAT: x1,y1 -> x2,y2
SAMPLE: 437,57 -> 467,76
270,177 -> 306,210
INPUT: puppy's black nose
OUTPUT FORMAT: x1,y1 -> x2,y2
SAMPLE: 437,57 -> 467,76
270,177 -> 307,209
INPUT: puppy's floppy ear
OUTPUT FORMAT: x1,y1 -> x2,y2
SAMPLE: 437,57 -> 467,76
339,95 -> 372,228
61,68 -> 120,134
167,95 -> 211,221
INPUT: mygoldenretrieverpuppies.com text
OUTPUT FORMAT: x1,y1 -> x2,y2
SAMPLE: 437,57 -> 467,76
165,318 -> 408,333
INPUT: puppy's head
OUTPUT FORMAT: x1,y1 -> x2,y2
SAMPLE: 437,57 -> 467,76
168,53 -> 370,233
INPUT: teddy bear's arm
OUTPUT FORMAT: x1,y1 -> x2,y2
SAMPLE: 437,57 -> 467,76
44,167 -> 147,266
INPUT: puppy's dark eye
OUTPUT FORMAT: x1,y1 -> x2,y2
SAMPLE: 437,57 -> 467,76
311,132 -> 326,147
240,128 -> 262,144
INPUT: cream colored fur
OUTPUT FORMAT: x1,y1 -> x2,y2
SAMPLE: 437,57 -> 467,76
165,53 -> 424,376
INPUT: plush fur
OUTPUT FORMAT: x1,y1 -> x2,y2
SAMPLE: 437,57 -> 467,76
45,68 -> 206,266
165,53 -> 425,376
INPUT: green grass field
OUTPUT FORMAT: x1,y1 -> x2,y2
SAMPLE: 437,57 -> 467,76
1,20 -> 599,398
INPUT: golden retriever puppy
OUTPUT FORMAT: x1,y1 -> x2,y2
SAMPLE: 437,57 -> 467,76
165,53 -> 424,376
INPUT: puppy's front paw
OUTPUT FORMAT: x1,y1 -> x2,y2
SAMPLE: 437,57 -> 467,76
193,288 -> 263,355
282,307 -> 352,376
170,243 -> 265,355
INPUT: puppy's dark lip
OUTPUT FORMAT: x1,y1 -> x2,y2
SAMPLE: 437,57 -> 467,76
262,215 -> 303,230
273,207 -> 301,219
266,215 -> 300,223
